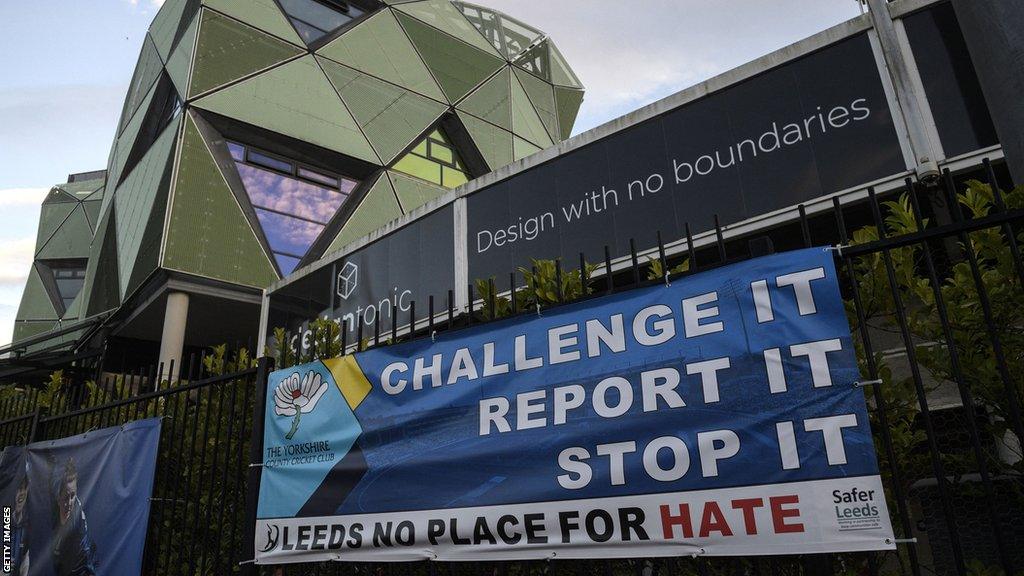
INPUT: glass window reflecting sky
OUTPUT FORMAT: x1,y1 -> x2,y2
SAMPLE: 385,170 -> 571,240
229,141 -> 358,276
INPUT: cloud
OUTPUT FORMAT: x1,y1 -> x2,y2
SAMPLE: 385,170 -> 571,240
0,237 -> 36,289
0,188 -> 50,208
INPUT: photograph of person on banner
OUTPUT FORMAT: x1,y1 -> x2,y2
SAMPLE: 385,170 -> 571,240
49,457 -> 96,576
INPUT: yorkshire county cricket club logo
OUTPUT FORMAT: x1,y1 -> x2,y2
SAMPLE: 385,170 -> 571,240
259,358 -> 373,520
274,371 -> 329,440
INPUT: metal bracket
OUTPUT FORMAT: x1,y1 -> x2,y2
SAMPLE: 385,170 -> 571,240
825,245 -> 850,257
854,379 -> 884,388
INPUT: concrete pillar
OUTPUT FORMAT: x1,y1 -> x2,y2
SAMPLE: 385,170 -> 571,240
157,292 -> 190,380
952,0 -> 1024,184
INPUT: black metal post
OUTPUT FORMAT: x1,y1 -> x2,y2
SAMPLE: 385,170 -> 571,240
241,357 -> 273,576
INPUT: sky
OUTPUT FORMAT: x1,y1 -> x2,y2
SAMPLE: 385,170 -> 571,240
0,0 -> 862,346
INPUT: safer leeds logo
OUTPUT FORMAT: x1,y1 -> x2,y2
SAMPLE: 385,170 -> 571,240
274,371 -> 329,440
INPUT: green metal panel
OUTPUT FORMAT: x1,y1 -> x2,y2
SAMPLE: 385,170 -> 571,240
510,72 -> 553,149
81,203 -> 121,318
193,55 -> 381,165
393,0 -> 500,56
163,114 -> 279,288
167,11 -> 200,99
104,80 -> 160,217
43,189 -> 79,204
550,42 -> 583,89
456,67 -> 511,130
554,86 -> 584,140
114,114 -> 180,298
387,169 -> 446,212
13,321 -> 59,343
326,173 -> 402,253
320,57 -> 448,165
83,199 -> 103,233
150,0 -> 191,61
83,187 -> 105,202
203,0 -> 304,47
190,9 -> 303,98
397,12 -> 504,103
34,201 -> 77,252
58,179 -> 105,198
126,175 -> 172,297
513,135 -> 542,161
317,10 -> 446,102
120,37 -> 165,136
514,68 -> 558,142
458,112 -> 513,171
36,206 -> 93,261
16,267 -> 59,321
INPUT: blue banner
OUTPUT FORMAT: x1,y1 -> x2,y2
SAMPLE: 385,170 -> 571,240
0,418 -> 161,576
256,248 -> 894,563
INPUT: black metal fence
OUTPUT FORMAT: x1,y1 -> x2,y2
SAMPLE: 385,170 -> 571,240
0,353 -> 267,575
1,160 -> 1022,576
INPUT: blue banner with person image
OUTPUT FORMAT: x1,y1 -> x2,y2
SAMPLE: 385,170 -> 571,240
0,418 -> 161,576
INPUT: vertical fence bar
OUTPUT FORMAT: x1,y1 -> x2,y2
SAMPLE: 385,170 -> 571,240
429,295 -> 436,335
713,215 -> 727,262
356,315 -> 364,353
510,272 -> 518,315
186,379 -> 218,572
982,158 -> 1024,287
685,223 -> 698,272
833,196 -> 921,576
231,372 -> 255,571
392,302 -> 399,344
903,179 -> 1015,576
629,239 -> 640,287
198,380 -> 229,573
868,187 -> 967,576
242,358 -> 273,576
579,252 -> 588,296
657,231 -> 668,282
555,260 -> 564,303
448,290 -> 455,329
488,280 -> 496,321
341,320 -> 349,357
604,246 -> 613,295
943,169 -> 1024,448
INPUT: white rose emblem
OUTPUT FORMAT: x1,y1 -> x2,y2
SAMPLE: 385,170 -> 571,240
274,371 -> 328,439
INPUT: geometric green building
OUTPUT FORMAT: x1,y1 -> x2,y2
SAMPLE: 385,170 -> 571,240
9,0 -> 583,374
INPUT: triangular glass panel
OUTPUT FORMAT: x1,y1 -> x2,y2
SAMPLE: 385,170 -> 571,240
392,126 -> 470,189
227,140 -> 361,275
37,260 -> 89,316
279,0 -> 379,47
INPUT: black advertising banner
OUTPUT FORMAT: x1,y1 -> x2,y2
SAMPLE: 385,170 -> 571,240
329,205 -> 455,337
467,33 -> 906,282
903,2 -> 998,158
270,205 -> 457,356
0,419 -> 161,576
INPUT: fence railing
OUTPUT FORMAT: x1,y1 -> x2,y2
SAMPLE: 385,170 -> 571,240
1,160 -> 1022,576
